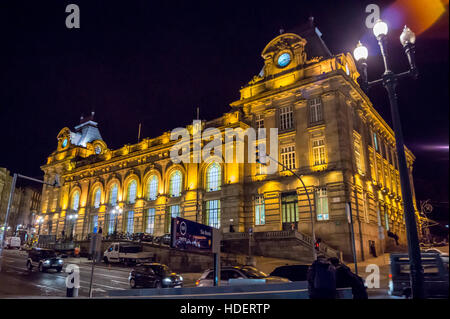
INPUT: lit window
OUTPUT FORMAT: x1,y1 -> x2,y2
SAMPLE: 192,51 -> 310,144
206,163 -> 221,192
91,215 -> 98,233
354,134 -> 364,174
72,191 -> 80,211
170,205 -> 180,218
126,211 -> 134,233
147,175 -> 158,200
127,180 -> 137,204
312,138 -> 326,166
169,171 -> 182,197
385,211 -> 390,231
373,132 -> 379,152
281,193 -> 298,223
256,114 -> 264,129
279,106 -> 294,131
205,200 -> 221,228
316,188 -> 329,221
109,184 -> 118,206
93,188 -> 101,208
146,208 -> 156,234
309,98 -> 323,124
255,195 -> 265,225
281,146 -> 296,170
108,213 -> 115,234
363,192 -> 369,223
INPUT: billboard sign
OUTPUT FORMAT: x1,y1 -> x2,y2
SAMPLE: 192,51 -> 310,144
171,217 -> 215,253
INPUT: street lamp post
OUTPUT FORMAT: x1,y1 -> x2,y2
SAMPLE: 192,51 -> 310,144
113,206 -> 122,237
353,21 -> 424,298
262,153 -> 317,261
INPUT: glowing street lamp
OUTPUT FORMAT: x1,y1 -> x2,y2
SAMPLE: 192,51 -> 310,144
353,20 -> 424,298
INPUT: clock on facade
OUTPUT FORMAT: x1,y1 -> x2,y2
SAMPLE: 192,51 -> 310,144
62,138 -> 68,148
277,53 -> 291,67
95,145 -> 102,154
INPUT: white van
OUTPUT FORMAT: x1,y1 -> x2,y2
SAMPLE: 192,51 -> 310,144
5,237 -> 21,249
103,242 -> 153,265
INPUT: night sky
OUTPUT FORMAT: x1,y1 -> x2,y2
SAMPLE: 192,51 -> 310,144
0,1 -> 448,228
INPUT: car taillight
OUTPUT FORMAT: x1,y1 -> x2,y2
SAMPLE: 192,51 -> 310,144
195,280 -> 200,286
389,273 -> 392,278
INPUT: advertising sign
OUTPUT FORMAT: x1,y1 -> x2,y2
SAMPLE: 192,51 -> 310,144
171,217 -> 215,252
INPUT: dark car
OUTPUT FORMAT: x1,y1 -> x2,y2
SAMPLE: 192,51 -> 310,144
269,264 -> 309,282
133,232 -> 154,243
389,253 -> 449,298
154,234 -> 171,246
27,248 -> 64,272
129,263 -> 183,288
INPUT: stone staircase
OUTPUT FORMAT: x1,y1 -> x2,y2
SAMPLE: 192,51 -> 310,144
222,230 -> 342,264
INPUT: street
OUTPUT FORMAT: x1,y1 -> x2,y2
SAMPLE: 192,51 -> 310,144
0,249 -> 199,298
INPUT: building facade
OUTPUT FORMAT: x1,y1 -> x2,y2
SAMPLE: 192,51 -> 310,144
38,23 -> 420,261
0,167 -> 42,236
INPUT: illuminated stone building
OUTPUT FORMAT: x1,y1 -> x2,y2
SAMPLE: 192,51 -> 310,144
38,21 -> 419,261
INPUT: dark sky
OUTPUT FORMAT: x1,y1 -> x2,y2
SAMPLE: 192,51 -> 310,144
0,1 -> 448,225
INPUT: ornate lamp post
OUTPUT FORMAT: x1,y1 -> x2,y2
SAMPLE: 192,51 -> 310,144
353,20 -> 424,298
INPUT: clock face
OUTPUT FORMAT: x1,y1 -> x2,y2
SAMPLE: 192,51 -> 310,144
62,138 -> 68,148
277,53 -> 291,67
95,145 -> 102,154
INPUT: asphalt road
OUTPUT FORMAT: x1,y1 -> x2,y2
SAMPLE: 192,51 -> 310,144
0,249 -> 199,298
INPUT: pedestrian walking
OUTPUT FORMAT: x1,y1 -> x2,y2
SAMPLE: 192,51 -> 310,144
307,255 -> 336,299
329,257 -> 368,299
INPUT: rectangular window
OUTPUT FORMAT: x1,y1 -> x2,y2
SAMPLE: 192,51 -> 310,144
205,200 -> 221,229
146,208 -> 156,234
309,97 -> 323,124
255,195 -> 265,225
126,211 -> 134,234
354,134 -> 364,174
373,132 -> 379,152
362,193 -> 369,223
170,205 -> 180,219
256,114 -> 264,129
312,138 -> 326,166
281,146 -> 296,170
385,211 -> 390,231
108,213 -> 115,234
91,215 -> 98,233
316,188 -> 329,221
281,193 -> 298,224
279,106 -> 294,131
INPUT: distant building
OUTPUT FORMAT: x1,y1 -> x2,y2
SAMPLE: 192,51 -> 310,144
0,167 -> 42,237
38,20 -> 422,261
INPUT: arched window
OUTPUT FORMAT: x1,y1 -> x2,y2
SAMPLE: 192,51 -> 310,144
72,191 -> 80,211
127,180 -> 137,204
169,170 -> 182,197
109,184 -> 118,206
93,188 -> 101,208
206,163 -> 221,192
147,175 -> 158,200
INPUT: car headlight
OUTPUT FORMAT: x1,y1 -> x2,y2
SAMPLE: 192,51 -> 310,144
58,259 -> 63,264
163,277 -> 172,284
43,260 -> 50,265
179,276 -> 183,281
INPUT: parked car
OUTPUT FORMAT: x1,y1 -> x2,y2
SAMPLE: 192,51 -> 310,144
26,248 -> 64,272
4,236 -> 21,249
154,234 -> 171,246
133,232 -> 154,243
103,242 -> 153,265
196,265 -> 290,287
269,264 -> 309,282
129,263 -> 183,288
389,253 -> 449,298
